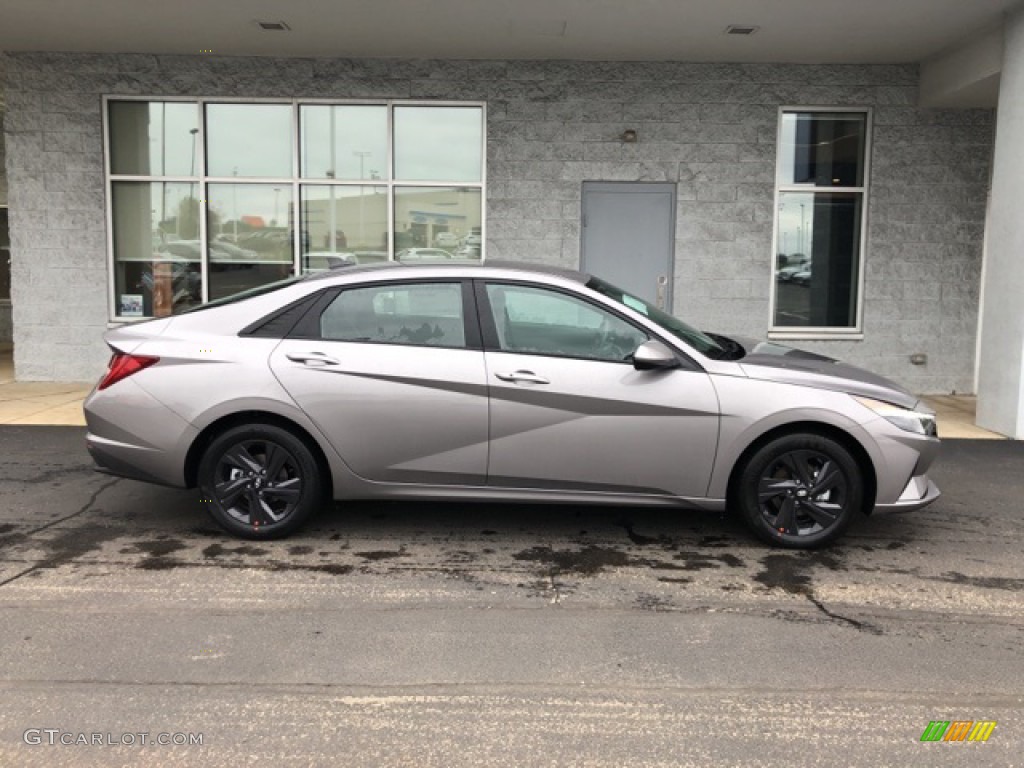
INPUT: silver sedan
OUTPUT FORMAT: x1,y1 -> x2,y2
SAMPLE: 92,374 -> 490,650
84,261 -> 940,548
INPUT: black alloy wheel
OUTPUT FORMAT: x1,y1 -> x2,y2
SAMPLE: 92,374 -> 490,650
736,433 -> 864,548
198,424 -> 323,539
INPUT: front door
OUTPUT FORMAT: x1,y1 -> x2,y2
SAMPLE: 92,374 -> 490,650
581,181 -> 676,310
479,280 -> 719,499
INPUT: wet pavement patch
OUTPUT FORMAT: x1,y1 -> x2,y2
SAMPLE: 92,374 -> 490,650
615,520 -> 660,546
355,550 -> 408,561
753,554 -> 814,595
931,571 -> 1024,592
202,543 -> 270,558
513,545 -> 633,576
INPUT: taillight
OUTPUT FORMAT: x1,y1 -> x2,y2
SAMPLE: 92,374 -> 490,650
98,353 -> 159,390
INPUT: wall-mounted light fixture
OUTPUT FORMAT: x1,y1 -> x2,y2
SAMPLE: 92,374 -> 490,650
620,129 -> 638,143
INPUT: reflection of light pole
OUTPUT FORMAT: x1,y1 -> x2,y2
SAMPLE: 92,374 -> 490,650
327,108 -> 337,254
273,187 -> 281,227
231,166 -> 238,242
799,203 -> 806,255
353,151 -> 371,248
189,128 -> 199,176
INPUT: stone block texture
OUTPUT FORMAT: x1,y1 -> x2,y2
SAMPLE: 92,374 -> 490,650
2,52 -> 993,391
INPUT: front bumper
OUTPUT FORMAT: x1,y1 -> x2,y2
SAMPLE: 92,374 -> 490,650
872,474 -> 941,513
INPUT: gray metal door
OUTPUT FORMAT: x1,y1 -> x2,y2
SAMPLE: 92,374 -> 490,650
581,182 -> 676,310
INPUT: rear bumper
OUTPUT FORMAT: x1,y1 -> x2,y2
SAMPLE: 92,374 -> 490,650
872,474 -> 941,513
83,379 -> 196,488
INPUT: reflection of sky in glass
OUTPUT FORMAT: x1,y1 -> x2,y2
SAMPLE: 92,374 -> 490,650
777,113 -> 865,188
109,102 -> 199,176
300,106 -> 387,179
777,192 -> 815,258
207,184 -> 294,230
394,107 -> 483,181
206,104 -> 293,178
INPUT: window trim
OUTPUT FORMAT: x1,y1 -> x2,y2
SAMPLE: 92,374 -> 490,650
102,95 -> 487,323
767,106 -> 871,340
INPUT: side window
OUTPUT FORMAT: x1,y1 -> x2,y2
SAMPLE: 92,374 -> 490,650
486,284 -> 647,362
320,282 -> 466,348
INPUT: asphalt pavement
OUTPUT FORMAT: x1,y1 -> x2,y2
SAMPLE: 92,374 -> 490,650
0,427 -> 1021,766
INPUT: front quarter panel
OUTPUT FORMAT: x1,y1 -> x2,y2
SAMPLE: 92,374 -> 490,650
707,374 -> 932,505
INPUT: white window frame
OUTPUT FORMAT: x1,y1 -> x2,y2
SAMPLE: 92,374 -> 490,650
102,96 -> 487,323
768,106 -> 871,340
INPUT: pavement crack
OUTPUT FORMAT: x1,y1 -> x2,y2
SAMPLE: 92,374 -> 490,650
806,594 -> 883,635
0,478 -> 121,589
27,477 -> 121,536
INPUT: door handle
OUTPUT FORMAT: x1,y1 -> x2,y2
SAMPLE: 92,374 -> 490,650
656,275 -> 668,311
494,370 -> 550,385
286,351 -> 340,366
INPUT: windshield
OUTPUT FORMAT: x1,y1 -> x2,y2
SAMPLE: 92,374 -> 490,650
586,276 -> 731,360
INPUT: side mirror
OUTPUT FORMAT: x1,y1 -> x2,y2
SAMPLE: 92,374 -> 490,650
632,340 -> 679,371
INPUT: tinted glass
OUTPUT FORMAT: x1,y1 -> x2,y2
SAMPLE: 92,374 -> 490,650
205,104 -> 293,178
300,105 -> 387,180
0,209 -> 9,302
109,101 -> 200,177
774,192 -> 862,327
486,284 -> 647,362
300,185 -> 388,269
394,187 -> 482,258
111,181 -> 201,317
394,106 -> 483,181
778,112 -> 866,187
320,282 -> 466,348
206,184 -> 295,300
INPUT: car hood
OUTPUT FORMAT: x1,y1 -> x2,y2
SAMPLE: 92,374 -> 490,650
729,336 -> 920,410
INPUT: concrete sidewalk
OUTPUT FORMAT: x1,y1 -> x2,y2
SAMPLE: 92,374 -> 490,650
0,344 -> 1007,438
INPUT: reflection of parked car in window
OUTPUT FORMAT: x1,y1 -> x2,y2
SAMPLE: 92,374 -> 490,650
433,232 -> 459,249
397,248 -> 454,261
461,233 -> 482,248
776,260 -> 810,282
453,245 -> 482,259
302,252 -> 357,273
792,266 -> 812,286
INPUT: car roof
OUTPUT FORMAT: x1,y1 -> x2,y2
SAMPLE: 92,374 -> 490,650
304,259 -> 590,285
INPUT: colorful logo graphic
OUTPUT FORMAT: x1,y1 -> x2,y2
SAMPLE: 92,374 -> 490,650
920,720 -> 996,742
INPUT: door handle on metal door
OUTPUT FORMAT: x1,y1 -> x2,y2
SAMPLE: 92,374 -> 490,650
656,275 -> 668,310
494,370 -> 550,385
286,352 -> 341,366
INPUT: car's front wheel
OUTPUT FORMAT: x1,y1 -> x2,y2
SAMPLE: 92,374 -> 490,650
735,433 -> 864,549
198,424 -> 323,539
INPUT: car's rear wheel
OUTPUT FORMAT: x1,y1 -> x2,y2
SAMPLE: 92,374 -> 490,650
198,424 -> 323,539
735,433 -> 863,549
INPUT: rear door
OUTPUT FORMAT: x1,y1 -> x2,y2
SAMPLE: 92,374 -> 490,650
270,279 -> 489,484
478,280 -> 720,498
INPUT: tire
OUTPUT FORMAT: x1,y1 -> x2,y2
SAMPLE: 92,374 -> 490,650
735,433 -> 864,549
198,423 -> 323,540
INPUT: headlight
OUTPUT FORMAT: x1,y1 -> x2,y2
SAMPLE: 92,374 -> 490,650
853,396 -> 937,436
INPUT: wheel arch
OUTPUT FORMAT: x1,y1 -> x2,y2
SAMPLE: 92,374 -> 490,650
724,420 -> 878,516
183,410 -> 334,498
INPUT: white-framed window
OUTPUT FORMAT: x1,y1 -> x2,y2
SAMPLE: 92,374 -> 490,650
769,108 -> 870,337
103,97 -> 486,320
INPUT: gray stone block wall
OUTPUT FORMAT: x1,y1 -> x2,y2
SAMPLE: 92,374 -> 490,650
2,52 -> 993,391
